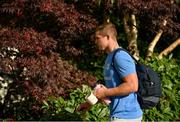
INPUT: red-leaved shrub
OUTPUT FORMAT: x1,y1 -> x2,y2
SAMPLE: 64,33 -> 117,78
0,27 -> 96,120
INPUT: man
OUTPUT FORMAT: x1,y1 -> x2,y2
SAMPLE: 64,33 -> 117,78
78,22 -> 143,121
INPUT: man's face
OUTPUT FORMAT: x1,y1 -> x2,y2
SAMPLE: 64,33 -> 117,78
95,33 -> 109,51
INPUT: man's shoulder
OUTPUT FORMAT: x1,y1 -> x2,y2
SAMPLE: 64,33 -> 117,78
114,49 -> 132,62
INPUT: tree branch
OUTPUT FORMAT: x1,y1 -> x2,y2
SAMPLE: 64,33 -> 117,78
146,20 -> 167,60
158,38 -> 180,59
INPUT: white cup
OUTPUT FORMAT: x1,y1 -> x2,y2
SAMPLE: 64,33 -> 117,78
86,92 -> 98,105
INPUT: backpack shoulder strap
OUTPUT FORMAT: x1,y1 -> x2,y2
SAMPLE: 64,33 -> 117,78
111,48 -> 139,80
111,48 -> 124,80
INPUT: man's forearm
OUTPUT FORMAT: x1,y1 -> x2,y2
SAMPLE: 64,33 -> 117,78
105,82 -> 136,97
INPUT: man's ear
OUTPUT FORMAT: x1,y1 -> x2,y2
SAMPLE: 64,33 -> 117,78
106,35 -> 109,40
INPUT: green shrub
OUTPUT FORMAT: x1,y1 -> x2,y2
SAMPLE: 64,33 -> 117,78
142,56 -> 180,121
40,85 -> 109,121
41,56 -> 180,121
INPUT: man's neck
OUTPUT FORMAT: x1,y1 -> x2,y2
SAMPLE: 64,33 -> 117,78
106,39 -> 120,53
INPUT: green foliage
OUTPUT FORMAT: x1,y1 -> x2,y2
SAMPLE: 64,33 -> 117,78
142,56 -> 180,121
84,103 -> 109,121
89,57 -> 105,80
41,85 -> 109,121
41,56 -> 180,121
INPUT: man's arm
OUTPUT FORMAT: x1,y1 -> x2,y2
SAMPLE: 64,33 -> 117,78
94,73 -> 138,99
106,73 -> 138,97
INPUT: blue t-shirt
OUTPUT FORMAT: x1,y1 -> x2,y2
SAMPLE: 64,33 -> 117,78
103,49 -> 143,119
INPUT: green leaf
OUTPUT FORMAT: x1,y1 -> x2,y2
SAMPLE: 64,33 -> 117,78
43,100 -> 49,107
58,97 -> 65,104
98,108 -> 108,118
65,107 -> 75,113
156,111 -> 164,119
42,100 -> 49,109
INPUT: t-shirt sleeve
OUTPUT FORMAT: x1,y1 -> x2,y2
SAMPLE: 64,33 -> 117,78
114,51 -> 136,79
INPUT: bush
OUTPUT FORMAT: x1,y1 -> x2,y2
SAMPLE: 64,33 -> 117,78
0,0 -> 98,62
41,85 -> 109,121
142,56 -> 180,121
40,56 -> 180,121
0,28 -> 96,120
0,0 -> 99,120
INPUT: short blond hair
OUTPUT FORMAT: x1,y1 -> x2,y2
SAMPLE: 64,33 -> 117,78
95,22 -> 117,40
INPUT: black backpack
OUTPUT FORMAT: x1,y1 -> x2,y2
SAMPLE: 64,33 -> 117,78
112,48 -> 162,109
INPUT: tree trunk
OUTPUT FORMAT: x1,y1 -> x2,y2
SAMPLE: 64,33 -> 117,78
146,20 -> 167,60
123,14 -> 139,60
158,38 -> 180,59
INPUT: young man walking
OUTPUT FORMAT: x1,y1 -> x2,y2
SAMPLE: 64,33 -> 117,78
78,22 -> 143,121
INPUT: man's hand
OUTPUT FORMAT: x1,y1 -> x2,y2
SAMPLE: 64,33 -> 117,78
93,84 -> 108,99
